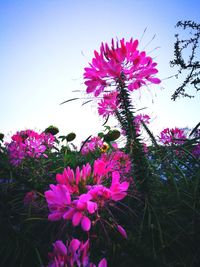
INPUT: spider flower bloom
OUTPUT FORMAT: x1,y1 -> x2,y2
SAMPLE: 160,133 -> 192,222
159,128 -> 186,145
47,239 -> 89,267
6,129 -> 55,165
99,150 -> 131,175
47,239 -> 107,267
56,163 -> 92,194
84,38 -> 161,97
45,162 -> 129,232
45,184 -> 73,221
117,224 -> 128,239
133,114 -> 150,135
98,91 -> 119,117
81,136 -> 104,155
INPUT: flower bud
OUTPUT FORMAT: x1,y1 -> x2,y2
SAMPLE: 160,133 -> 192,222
44,125 -> 59,135
66,132 -> 76,142
104,130 -> 120,142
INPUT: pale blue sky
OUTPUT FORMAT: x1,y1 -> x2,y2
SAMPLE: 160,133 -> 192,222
0,0 -> 199,143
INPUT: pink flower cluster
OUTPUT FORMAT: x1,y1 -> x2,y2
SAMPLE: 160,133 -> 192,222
84,38 -> 160,97
81,136 -> 104,155
45,164 -> 129,232
99,149 -> 131,176
98,91 -> 119,118
6,130 -> 55,166
133,114 -> 150,135
47,239 -> 107,267
159,128 -> 186,145
45,160 -> 129,233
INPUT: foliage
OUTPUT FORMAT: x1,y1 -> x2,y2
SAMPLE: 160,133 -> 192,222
0,37 -> 200,267
170,20 -> 200,100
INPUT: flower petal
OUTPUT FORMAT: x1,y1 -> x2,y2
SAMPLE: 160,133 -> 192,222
72,211 -> 83,226
98,258 -> 107,267
81,216 -> 91,231
117,224 -> 127,239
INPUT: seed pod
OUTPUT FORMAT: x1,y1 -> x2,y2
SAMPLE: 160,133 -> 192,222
44,126 -> 59,135
66,132 -> 76,142
104,130 -> 120,142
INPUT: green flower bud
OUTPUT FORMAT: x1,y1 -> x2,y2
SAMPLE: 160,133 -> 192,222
66,132 -> 76,142
44,126 -> 59,135
104,130 -> 120,142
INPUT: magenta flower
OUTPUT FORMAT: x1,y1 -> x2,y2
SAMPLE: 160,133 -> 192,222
93,158 -> 112,183
117,224 -> 128,239
72,194 -> 98,231
98,91 -> 119,118
56,163 -> 92,194
159,128 -> 186,145
99,149 -> 131,175
6,129 -> 55,166
81,136 -> 104,155
84,38 -> 160,97
47,239 -> 107,267
47,239 -> 90,267
45,184 -> 96,232
45,184 -> 72,221
98,258 -> 107,267
110,171 -> 129,201
133,114 -> 150,135
45,162 -> 130,233
87,172 -> 129,206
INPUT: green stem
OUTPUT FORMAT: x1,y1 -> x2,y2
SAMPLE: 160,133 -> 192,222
116,83 -> 151,196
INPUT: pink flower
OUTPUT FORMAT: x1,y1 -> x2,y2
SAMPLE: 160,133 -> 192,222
133,114 -> 150,135
72,194 -> 98,231
117,224 -> 128,239
45,158 -> 130,233
47,239 -> 107,267
98,91 -> 119,118
45,184 -> 72,221
98,258 -> 107,267
93,159 -> 111,183
81,136 -> 104,155
84,38 -> 160,97
87,185 -> 112,208
47,239 -> 90,267
110,171 -> 129,201
6,129 -> 55,166
99,150 -> 131,175
56,163 -> 92,194
87,172 -> 129,205
159,128 -> 186,145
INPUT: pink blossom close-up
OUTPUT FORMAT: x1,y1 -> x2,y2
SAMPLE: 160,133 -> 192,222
133,114 -> 151,135
98,91 -> 119,118
81,136 -> 104,155
45,160 -> 129,232
84,38 -> 160,97
47,238 -> 107,267
6,129 -> 55,166
159,128 -> 186,145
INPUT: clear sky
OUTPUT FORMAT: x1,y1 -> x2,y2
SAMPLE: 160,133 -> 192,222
0,0 -> 199,143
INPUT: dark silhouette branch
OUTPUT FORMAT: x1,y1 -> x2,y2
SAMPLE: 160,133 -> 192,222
170,20 -> 200,100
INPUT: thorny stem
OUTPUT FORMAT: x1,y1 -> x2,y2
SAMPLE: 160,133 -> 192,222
115,77 -> 151,197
